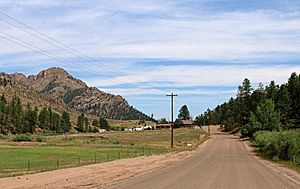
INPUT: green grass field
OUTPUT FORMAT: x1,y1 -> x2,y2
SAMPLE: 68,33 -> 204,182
0,128 -> 207,178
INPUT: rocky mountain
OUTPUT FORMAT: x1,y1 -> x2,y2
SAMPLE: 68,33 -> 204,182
0,71 -> 71,114
10,67 -> 152,120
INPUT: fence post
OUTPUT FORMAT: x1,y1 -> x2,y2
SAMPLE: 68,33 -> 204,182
27,158 -> 30,171
57,157 -> 59,169
78,156 -> 80,165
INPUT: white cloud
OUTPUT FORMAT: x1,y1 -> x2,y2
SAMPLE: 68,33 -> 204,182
99,87 -> 236,96
1,3 -> 300,62
0,1 -> 300,118
86,64 -> 300,89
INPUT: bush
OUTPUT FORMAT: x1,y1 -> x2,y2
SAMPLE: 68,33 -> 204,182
244,100 -> 281,137
222,117 -> 235,132
112,140 -> 120,145
253,131 -> 300,164
0,134 -> 7,140
35,135 -> 46,142
13,134 -> 32,142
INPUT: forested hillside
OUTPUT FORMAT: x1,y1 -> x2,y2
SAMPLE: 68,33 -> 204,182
195,72 -> 300,134
0,69 -> 155,135
11,67 -> 153,121
195,73 -> 300,164
0,94 -> 71,134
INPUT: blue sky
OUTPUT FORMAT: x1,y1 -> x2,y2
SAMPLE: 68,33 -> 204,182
0,0 -> 300,120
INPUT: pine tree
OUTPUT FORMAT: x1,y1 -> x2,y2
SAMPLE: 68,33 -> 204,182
60,111 -> 71,132
250,83 -> 266,113
99,118 -> 110,130
84,117 -> 89,132
276,84 -> 291,127
266,80 -> 279,101
48,107 -> 53,130
159,118 -> 168,124
22,103 -> 37,133
0,95 -> 8,134
9,95 -> 23,134
195,115 -> 205,126
76,113 -> 85,132
287,73 -> 300,126
92,119 -> 99,127
51,112 -> 61,132
38,107 -> 50,129
178,105 -> 191,120
237,78 -> 253,125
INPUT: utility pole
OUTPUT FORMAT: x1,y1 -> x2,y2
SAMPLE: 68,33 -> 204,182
167,93 -> 177,148
207,115 -> 210,135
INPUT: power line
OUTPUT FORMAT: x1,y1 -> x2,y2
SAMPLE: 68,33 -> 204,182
0,30 -> 126,87
0,32 -> 130,92
0,11 -> 124,77
0,34 -> 139,112
0,31 -> 102,76
0,11 -> 131,89
0,35 -> 73,66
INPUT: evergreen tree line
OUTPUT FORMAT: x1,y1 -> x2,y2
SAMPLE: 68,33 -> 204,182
0,94 -> 71,134
195,72 -> 300,136
75,113 -> 110,133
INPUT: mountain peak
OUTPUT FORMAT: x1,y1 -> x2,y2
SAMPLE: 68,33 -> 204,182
42,67 -> 68,74
32,67 -> 70,80
9,68 -> 152,120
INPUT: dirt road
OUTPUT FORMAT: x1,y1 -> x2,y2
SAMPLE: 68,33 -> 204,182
105,126 -> 300,189
0,126 -> 299,189
0,135 -> 207,189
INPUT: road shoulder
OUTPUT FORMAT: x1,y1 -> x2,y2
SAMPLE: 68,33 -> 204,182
242,140 -> 300,186
0,139 -> 210,189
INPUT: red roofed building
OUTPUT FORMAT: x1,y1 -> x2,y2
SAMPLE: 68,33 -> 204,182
181,120 -> 193,127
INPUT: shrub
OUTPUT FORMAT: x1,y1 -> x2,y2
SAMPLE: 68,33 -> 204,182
13,134 -> 32,142
253,130 -> 300,164
0,134 -> 7,140
112,140 -> 120,145
35,135 -> 46,142
244,100 -> 281,137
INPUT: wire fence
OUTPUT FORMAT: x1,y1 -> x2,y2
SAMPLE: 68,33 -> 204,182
0,146 -> 169,178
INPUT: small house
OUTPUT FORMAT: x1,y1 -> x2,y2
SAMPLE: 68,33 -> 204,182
181,120 -> 194,127
156,123 -> 172,129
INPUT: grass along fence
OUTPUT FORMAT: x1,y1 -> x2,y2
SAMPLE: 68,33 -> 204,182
0,145 -> 168,178
0,128 -> 206,178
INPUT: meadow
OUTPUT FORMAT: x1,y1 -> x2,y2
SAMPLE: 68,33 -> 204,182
0,128 -> 206,178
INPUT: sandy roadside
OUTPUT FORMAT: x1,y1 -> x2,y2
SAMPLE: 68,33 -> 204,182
0,140 -> 210,189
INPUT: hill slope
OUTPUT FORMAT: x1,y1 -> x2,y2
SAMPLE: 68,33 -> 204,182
10,67 -> 152,120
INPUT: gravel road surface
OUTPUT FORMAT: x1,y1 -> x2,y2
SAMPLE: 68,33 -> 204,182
105,126 -> 300,189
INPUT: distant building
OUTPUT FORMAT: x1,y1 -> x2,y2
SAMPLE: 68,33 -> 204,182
156,120 -> 194,129
134,127 -> 144,131
181,120 -> 194,127
124,128 -> 133,131
156,123 -> 172,129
